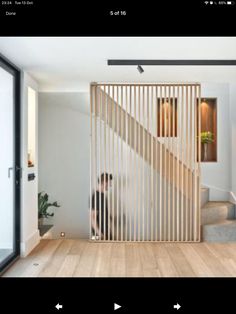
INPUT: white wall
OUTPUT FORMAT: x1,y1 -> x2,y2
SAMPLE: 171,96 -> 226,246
0,67 -> 14,249
21,72 -> 40,257
229,83 -> 236,203
38,92 -> 90,238
201,83 -> 231,201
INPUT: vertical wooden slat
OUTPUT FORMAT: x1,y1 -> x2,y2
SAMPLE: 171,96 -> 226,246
164,85 -> 167,241
194,86 -> 197,241
103,86 -> 107,241
159,85 -> 163,241
181,86 -> 184,241
172,86 -> 175,241
90,84 -> 93,240
138,85 -> 141,241
129,86 -> 132,241
186,86 -> 189,241
134,86 -> 137,241
121,86 -> 124,241
125,85 -> 128,241
112,85 -> 115,241
116,85 -> 119,241
99,87 -> 102,241
142,86 -> 145,241
168,85 -> 171,241
146,86 -> 149,240
176,86 -> 180,241
151,86 -> 154,241
189,86 -> 193,241
194,85 -> 197,241
94,86 -> 97,240
198,85 -> 201,241
107,85 -> 111,241
155,85 -> 158,241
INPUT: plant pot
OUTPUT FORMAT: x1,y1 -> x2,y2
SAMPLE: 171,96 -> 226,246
38,217 -> 44,227
203,143 -> 208,161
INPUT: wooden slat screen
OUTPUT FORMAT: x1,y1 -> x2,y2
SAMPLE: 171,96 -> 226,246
90,83 -> 201,242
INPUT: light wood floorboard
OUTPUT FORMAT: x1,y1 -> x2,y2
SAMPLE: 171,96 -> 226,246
3,240 -> 236,277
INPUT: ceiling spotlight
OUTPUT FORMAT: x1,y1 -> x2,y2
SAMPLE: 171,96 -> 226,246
137,65 -> 144,74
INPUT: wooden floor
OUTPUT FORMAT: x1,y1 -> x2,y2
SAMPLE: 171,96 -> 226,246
3,239 -> 236,277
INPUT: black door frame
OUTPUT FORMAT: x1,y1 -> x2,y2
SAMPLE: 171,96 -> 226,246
0,53 -> 21,274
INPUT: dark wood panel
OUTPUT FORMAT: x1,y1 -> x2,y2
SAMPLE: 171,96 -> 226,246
157,98 -> 178,137
200,98 -> 217,162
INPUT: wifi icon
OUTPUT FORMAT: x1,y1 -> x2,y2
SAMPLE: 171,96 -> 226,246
205,1 -> 209,4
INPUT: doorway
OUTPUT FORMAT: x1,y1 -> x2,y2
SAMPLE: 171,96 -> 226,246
0,54 -> 21,274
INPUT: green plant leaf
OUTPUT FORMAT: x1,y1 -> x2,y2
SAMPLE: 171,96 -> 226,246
200,131 -> 214,144
38,192 -> 60,218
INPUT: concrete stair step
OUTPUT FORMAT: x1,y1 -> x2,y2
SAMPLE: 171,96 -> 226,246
202,219 -> 236,242
201,187 -> 209,208
201,201 -> 235,225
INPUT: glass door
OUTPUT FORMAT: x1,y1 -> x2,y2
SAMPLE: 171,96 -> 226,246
0,55 -> 21,274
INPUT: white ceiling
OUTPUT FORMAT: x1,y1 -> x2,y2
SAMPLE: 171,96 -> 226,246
0,37 -> 236,91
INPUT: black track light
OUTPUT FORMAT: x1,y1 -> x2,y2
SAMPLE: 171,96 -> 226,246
137,65 -> 144,74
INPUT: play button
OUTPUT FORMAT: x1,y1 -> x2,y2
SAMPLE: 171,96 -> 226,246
114,303 -> 121,310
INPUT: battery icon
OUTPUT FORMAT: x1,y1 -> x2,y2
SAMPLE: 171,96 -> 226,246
227,1 -> 234,4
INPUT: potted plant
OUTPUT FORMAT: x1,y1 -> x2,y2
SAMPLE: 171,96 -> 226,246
201,131 -> 214,161
38,192 -> 60,227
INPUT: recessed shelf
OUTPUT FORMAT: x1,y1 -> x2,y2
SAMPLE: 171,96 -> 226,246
200,98 -> 217,162
27,87 -> 36,168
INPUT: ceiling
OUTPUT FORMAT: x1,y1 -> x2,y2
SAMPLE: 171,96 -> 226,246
0,37 -> 236,91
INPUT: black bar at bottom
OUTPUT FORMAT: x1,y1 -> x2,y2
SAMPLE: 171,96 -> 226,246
0,278 -> 235,313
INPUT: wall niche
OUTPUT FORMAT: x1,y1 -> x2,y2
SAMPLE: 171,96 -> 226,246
28,87 -> 36,167
200,98 -> 217,162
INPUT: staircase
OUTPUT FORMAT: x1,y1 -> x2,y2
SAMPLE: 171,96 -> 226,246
90,83 -> 201,241
201,187 -> 236,242
96,87 -> 199,198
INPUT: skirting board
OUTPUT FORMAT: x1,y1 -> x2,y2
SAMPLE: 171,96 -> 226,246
20,229 -> 40,257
